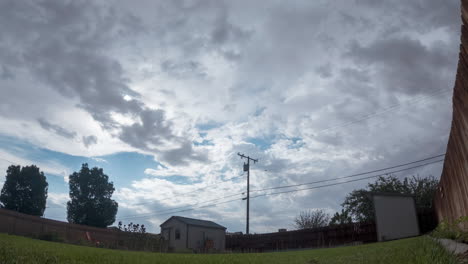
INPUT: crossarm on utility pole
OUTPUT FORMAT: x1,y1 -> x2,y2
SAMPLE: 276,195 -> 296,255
237,152 -> 258,235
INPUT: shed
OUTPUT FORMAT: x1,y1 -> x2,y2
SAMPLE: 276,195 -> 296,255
372,193 -> 420,241
160,216 -> 226,252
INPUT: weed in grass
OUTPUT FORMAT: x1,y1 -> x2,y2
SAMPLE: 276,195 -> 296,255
432,216 -> 468,243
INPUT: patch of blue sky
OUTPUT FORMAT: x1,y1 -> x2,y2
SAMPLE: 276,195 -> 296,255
253,106 -> 266,116
195,121 -> 223,131
245,136 -> 274,151
158,175 -> 197,185
288,137 -> 305,149
0,134 -> 167,193
193,139 -> 214,146
88,152 -> 162,187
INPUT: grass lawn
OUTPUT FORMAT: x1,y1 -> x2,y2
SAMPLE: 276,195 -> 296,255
0,233 -> 458,264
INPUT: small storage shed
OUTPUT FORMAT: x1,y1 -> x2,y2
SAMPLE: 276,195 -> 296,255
160,216 -> 226,252
372,193 -> 420,242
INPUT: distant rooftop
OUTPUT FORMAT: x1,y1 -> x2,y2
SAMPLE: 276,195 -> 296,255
161,216 -> 226,230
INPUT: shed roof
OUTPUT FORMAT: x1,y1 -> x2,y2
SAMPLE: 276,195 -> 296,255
160,216 -> 226,230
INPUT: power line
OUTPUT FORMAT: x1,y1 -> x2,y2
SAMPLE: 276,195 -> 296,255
118,197 -> 243,221
0,157 -> 18,165
121,154 -> 445,219
237,152 -> 258,235
249,159 -> 444,199
249,153 -> 445,193
123,88 -> 451,208
117,156 -> 444,220
128,174 -> 244,206
118,191 -> 244,220
314,87 -> 451,135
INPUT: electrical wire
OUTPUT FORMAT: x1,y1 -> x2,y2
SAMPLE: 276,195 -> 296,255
117,157 -> 444,220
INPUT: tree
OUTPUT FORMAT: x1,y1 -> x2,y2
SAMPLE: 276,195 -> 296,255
0,165 -> 48,216
341,175 -> 438,222
67,164 -> 118,228
294,209 -> 330,229
118,221 -> 146,234
330,209 -> 353,226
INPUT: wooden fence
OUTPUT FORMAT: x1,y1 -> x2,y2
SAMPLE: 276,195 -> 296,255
226,210 -> 436,253
434,0 -> 468,229
226,222 -> 377,253
0,208 -> 161,251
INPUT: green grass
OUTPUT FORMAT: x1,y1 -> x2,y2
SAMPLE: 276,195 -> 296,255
0,233 -> 457,264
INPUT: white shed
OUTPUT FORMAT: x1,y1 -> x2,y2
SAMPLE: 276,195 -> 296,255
160,216 -> 226,252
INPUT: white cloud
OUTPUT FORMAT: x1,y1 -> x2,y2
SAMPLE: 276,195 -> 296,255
0,149 -> 71,182
0,0 -> 459,233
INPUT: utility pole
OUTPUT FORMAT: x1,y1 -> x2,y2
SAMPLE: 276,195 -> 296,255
238,152 -> 258,235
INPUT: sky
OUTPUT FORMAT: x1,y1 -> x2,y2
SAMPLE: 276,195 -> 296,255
0,0 -> 461,233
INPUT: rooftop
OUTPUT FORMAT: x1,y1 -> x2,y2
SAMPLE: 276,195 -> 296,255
161,216 -> 226,230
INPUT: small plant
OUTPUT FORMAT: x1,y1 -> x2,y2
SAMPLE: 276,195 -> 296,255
432,216 -> 468,243
117,221 -> 159,251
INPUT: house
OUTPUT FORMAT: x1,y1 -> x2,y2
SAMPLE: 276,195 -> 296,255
160,216 -> 226,252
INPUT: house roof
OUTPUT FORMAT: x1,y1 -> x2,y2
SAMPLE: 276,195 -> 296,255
160,216 -> 226,230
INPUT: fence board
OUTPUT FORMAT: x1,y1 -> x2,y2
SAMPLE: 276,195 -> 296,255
434,2 -> 468,229
226,222 -> 377,253
0,208 -> 161,251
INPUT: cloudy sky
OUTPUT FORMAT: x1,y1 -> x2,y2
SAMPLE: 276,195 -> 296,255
0,0 -> 461,233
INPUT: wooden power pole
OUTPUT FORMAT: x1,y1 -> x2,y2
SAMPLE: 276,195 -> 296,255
238,152 -> 258,235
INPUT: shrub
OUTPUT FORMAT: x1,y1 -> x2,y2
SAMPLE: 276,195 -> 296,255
432,216 -> 468,243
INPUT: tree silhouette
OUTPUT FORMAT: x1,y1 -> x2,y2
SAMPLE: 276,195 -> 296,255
294,209 -> 330,229
329,209 -> 353,225
341,175 -> 438,222
67,164 -> 118,228
0,165 -> 48,216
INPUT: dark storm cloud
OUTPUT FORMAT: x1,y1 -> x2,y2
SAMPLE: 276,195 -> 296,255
0,0 -> 142,128
160,141 -> 209,166
0,66 -> 14,80
0,0 -> 207,166
345,36 -> 457,95
82,135 -> 98,148
119,109 -> 174,150
315,64 -> 333,79
355,0 -> 459,32
37,118 -> 77,139
160,60 -> 206,79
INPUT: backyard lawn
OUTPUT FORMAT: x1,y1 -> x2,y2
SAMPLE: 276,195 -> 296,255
0,233 -> 458,264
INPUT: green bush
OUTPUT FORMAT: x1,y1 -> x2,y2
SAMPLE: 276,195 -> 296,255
432,216 -> 468,243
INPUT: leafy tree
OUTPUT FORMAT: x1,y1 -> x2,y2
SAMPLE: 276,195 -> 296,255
67,164 -> 118,228
118,221 -> 146,233
294,209 -> 330,229
330,209 -> 353,225
0,165 -> 48,216
342,175 -> 438,222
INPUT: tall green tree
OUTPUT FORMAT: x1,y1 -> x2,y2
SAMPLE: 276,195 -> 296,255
0,165 -> 48,216
67,164 -> 118,228
341,175 -> 438,222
